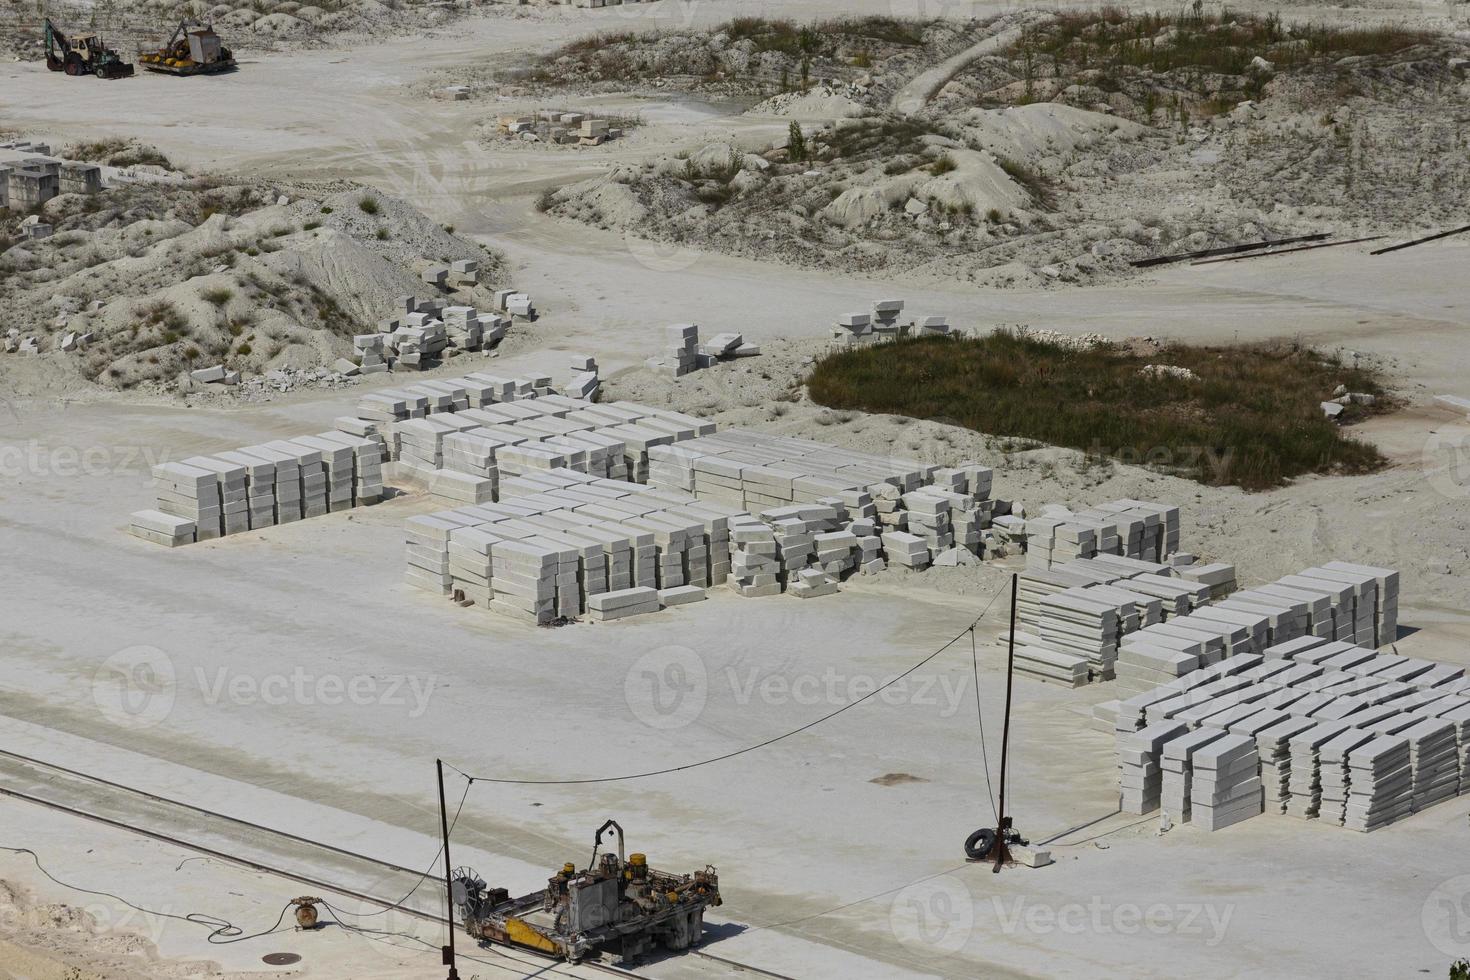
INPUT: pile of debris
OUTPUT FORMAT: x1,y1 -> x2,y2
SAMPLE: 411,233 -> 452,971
497,111 -> 621,146
832,300 -> 956,346
366,294 -> 511,371
648,324 -> 759,377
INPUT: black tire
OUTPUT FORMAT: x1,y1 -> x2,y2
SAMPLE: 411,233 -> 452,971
964,827 -> 996,861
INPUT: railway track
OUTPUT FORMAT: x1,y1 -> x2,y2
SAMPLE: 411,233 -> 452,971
0,750 -> 792,980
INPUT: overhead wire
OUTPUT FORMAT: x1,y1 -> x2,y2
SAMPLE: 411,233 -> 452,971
448,580 -> 1010,788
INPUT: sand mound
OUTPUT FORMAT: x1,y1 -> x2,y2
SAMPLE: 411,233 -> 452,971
956,104 -> 1145,169
1,181 -> 504,390
750,88 -> 872,119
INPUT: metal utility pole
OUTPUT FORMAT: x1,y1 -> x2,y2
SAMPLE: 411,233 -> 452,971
438,758 -> 460,980
987,573 -> 1018,871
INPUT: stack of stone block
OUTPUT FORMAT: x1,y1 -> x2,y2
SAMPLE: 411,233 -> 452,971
450,259 -> 479,288
1119,720 -> 1185,814
914,315 -> 953,337
653,324 -> 699,377
132,432 -> 384,547
589,587 -> 662,620
442,306 -> 483,350
354,333 -> 388,373
729,519 -> 781,597
182,455 -> 249,535
129,509 -> 197,548
580,117 -> 610,145
565,354 -> 600,401
1039,588 -> 1121,680
1191,733 -> 1264,831
881,530 -> 930,570
494,289 -> 536,320
832,312 -> 873,345
871,299 -> 906,339
151,462 -> 222,540
696,331 -> 760,365
292,436 -> 355,513
1160,726 -> 1225,823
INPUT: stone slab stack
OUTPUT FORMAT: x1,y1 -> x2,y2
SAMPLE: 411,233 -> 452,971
1191,733 -> 1263,831
1039,588 -> 1121,680
871,299 -> 906,339
1118,720 -> 1185,814
1161,726 -> 1226,823
730,520 -> 781,597
1256,716 -> 1316,814
181,455 -> 248,535
129,509 -> 196,547
151,462 -> 221,540
832,312 -> 873,345
589,587 -> 661,622
1343,734 -> 1412,832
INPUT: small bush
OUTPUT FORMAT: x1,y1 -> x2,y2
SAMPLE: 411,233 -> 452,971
928,154 -> 957,176
358,195 -> 380,215
375,227 -> 389,241
201,287 -> 233,307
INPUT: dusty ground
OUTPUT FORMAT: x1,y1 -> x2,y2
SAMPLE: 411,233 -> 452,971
5,0 -> 1470,977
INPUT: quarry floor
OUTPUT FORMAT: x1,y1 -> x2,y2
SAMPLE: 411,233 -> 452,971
5,0 -> 1470,976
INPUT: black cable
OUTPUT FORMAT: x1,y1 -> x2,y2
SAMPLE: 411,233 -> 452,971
971,626 -> 999,823
0,845 -> 292,944
318,779 -> 471,920
447,580 -> 1009,787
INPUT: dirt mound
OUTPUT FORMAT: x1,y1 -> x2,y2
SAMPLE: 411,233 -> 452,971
0,178 -> 505,391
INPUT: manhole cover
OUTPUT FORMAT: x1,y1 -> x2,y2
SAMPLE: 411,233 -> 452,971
262,952 -> 302,966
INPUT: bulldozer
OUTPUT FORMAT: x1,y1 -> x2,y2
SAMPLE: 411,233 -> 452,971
43,19 -> 134,78
138,20 -> 235,76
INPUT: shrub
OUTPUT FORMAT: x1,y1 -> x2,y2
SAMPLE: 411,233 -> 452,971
201,287 -> 232,307
929,154 -> 957,176
358,195 -> 380,215
788,121 -> 808,163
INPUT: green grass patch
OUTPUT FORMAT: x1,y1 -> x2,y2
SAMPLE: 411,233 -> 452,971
1012,6 -> 1430,76
807,332 -> 1393,490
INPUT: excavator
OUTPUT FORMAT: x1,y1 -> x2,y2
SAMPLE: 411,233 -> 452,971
43,18 -> 134,78
137,20 -> 235,76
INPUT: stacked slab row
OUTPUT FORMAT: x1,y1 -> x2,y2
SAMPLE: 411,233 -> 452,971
134,433 -> 384,547
1108,611 -> 1470,833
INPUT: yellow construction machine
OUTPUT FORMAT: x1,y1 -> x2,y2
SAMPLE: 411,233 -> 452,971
138,20 -> 235,76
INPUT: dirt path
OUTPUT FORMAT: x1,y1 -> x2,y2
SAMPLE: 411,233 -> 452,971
891,20 -> 1028,115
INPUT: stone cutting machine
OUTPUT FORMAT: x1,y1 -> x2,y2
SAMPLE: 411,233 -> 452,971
451,820 -> 720,965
